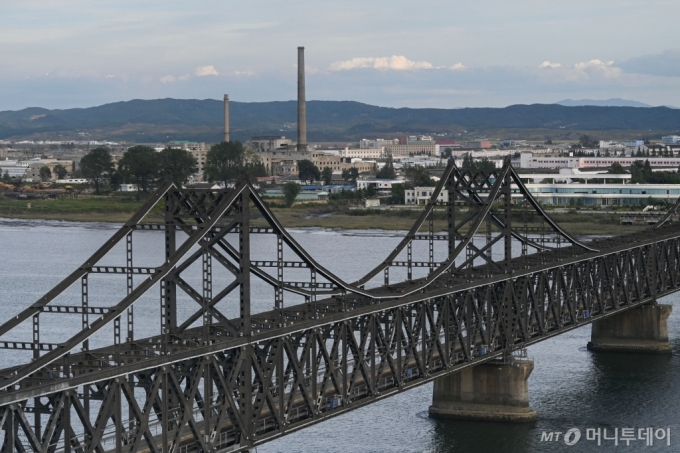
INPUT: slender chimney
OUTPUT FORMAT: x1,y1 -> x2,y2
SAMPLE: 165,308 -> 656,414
297,47 -> 307,152
223,94 -> 230,142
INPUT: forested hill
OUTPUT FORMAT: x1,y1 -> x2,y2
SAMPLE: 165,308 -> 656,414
1,99 -> 679,143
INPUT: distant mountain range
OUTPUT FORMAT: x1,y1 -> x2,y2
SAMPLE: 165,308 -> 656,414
556,98 -> 654,108
1,99 -> 679,143
556,98 -> 679,109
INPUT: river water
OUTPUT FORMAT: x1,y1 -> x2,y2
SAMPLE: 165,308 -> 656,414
0,218 -> 678,453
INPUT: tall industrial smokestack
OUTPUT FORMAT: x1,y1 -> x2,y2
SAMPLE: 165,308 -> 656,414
297,47 -> 307,152
223,94 -> 230,142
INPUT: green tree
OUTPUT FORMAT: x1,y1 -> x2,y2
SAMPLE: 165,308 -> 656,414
157,147 -> 198,184
321,167 -> 333,185
39,166 -> 52,182
341,167 -> 359,184
2,171 -> 10,182
204,141 -> 245,186
283,181 -> 301,207
118,146 -> 159,195
579,135 -> 599,148
80,147 -> 115,194
404,165 -> 434,187
53,164 -> 68,180
389,183 -> 405,204
376,154 -> 396,179
607,162 -> 627,174
441,147 -> 453,159
298,159 -> 320,184
109,171 -> 123,192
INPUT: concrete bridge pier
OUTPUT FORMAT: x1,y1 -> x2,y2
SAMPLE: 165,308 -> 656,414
587,302 -> 672,353
428,358 -> 536,422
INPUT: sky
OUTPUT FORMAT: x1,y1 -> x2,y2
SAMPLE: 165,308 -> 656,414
2,0 -> 680,111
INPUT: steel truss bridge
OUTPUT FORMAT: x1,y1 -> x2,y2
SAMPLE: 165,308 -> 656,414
0,160 -> 679,453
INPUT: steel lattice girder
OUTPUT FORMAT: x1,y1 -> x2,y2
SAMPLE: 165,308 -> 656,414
0,161 -> 679,452
0,232 -> 678,452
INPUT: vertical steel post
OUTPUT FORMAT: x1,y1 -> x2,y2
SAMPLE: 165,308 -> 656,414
238,189 -> 253,447
407,242 -> 413,281
395,309 -> 402,386
276,235 -> 283,314
162,190 -> 177,338
81,276 -> 89,352
126,231 -> 134,342
429,217 -> 434,274
6,408 -> 14,453
447,164 -> 456,257
486,215 -> 493,277
239,191 -> 251,336
115,383 -> 122,453
32,314 -> 39,361
64,392 -> 71,453
203,240 -> 212,342
310,269 -> 317,315
503,164 -> 513,273
162,369 -> 169,452
202,239 -> 213,448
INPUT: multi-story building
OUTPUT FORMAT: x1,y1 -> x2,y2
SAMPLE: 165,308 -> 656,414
662,136 -> 680,145
384,143 -> 436,157
248,136 -> 294,152
518,152 -> 680,169
435,140 -> 459,155
25,158 -> 75,181
460,140 -> 492,149
405,187 -> 448,205
340,148 -> 384,159
360,138 -> 398,149
405,176 -> 680,207
0,160 -> 30,179
356,179 -> 403,193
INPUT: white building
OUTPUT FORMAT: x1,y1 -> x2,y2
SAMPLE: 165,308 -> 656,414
405,177 -> 680,207
0,160 -> 29,177
405,187 -> 448,205
356,178 -> 403,192
662,136 -> 680,145
341,148 -> 384,159
518,152 -> 680,170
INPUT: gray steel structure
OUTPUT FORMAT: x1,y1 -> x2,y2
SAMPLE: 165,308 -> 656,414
0,160 -> 679,452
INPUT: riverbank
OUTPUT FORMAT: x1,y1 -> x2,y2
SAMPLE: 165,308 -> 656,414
0,196 -> 649,236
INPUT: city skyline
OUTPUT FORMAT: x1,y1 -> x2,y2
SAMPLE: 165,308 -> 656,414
2,0 -> 680,110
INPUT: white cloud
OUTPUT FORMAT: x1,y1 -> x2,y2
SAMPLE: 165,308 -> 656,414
537,59 -> 622,83
160,75 -> 176,83
178,74 -> 191,81
233,70 -> 255,76
573,59 -> 620,77
195,65 -> 219,77
330,55 -> 434,71
448,63 -> 465,71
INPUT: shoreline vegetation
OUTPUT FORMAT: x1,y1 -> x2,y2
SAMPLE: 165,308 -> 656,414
0,196 -> 649,236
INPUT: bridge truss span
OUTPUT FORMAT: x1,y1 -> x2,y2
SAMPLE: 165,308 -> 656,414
0,161 -> 678,452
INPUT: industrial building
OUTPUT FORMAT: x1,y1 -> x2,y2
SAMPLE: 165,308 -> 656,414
406,169 -> 680,206
517,152 -> 680,169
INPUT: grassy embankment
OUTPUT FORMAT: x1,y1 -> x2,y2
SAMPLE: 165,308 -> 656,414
0,195 -> 649,236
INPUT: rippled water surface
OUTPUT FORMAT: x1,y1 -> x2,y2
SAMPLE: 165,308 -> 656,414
0,218 -> 678,453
